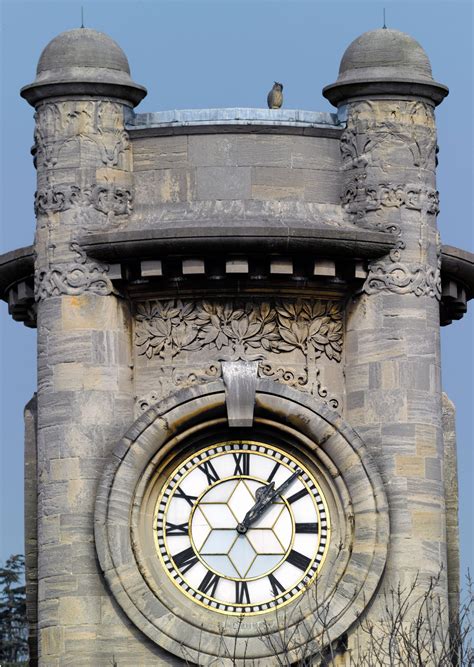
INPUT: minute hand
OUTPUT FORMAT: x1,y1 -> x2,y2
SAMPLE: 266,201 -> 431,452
236,469 -> 302,534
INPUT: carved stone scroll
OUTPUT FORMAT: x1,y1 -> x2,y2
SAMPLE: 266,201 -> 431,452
35,243 -> 113,301
363,234 -> 442,299
35,183 -> 133,217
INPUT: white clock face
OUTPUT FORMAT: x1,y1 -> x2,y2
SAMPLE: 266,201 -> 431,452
154,441 -> 330,615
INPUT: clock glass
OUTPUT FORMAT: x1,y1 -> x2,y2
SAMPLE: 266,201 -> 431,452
154,440 -> 330,615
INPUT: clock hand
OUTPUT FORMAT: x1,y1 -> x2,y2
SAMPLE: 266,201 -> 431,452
236,469 -> 302,534
273,469 -> 302,499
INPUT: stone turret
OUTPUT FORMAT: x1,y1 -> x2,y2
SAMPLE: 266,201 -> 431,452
20,30 -> 153,665
325,27 -> 453,627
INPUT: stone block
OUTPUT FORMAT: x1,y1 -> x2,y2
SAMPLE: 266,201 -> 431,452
366,389 -> 407,423
182,258 -> 205,274
252,184 -> 303,200
41,626 -> 65,656
40,481 -> 68,516
60,512 -> 93,543
196,166 -> 251,200
189,133 -> 297,168
415,423 -> 438,456
313,259 -> 336,276
39,575 -> 78,600
344,364 -> 369,391
132,136 -> 188,170
346,390 -> 365,410
135,168 -> 195,204
53,363 -> 85,391
226,259 -> 249,273
290,135 -> 341,170
58,597 -> 101,625
425,457 -> 442,481
50,457 -> 80,482
141,259 -> 163,277
40,515 -> 60,545
407,389 -> 439,424
91,330 -> 130,366
83,366 -> 121,391
395,455 -> 425,478
303,170 -> 341,203
67,478 -> 97,513
411,511 -> 442,539
270,258 -> 293,274
38,392 -> 77,428
61,295 -> 122,332
78,391 -> 116,425
38,598 -> 59,629
47,331 -> 93,366
39,544 -> 72,578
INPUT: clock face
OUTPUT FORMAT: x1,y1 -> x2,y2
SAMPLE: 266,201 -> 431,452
154,441 -> 330,615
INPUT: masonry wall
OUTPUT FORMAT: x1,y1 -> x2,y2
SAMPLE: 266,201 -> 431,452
130,131 -> 344,226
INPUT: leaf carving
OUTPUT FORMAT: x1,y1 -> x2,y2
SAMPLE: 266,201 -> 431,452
134,298 -> 343,364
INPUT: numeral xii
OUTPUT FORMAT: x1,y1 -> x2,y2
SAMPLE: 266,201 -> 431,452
233,452 -> 250,476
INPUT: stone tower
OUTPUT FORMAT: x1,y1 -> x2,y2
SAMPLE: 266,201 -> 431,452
0,25 -> 472,666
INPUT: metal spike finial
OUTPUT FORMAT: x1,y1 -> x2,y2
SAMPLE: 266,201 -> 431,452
383,8 -> 387,29
81,6 -> 85,29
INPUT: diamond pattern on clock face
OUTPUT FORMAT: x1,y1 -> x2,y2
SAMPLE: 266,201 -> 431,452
190,478 -> 291,578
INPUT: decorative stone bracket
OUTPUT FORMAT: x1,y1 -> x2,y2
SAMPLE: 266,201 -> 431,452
222,360 -> 258,427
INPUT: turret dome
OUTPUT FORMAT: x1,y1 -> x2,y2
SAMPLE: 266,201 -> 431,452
323,28 -> 448,107
21,28 -> 147,107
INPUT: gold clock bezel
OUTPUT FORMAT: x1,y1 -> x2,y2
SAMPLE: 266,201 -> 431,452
153,440 -> 331,615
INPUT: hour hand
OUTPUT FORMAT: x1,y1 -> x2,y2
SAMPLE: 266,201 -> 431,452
236,469 -> 302,534
236,482 -> 275,534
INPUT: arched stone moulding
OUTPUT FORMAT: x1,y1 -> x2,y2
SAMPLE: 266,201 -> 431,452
94,380 -> 389,665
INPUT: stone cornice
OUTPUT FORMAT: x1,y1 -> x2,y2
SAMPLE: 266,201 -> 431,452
79,225 -> 395,261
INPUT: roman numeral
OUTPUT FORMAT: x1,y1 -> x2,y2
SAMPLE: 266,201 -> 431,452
199,570 -> 220,597
295,522 -> 318,534
174,486 -> 198,507
287,549 -> 311,571
268,573 -> 285,597
233,452 -> 250,476
198,460 -> 220,485
165,521 -> 189,535
172,546 -> 199,574
235,580 -> 250,604
267,461 -> 280,483
286,488 -> 309,504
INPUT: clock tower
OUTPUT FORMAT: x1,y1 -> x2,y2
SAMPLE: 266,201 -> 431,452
1,25 -> 472,666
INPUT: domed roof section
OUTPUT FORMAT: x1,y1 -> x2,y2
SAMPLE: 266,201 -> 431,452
323,28 -> 448,107
36,28 -> 131,75
21,28 -> 147,107
338,29 -> 433,83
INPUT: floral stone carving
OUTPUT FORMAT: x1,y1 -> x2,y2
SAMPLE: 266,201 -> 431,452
134,299 -> 343,406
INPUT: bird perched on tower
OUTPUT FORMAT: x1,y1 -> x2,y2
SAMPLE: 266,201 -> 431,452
267,82 -> 283,109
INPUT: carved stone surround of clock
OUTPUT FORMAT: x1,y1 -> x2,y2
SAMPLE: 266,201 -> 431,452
95,380 -> 389,665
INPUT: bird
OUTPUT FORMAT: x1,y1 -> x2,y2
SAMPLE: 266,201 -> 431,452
267,82 -> 283,109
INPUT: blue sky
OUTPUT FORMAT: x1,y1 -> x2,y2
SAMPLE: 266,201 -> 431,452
1,0 -> 472,577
